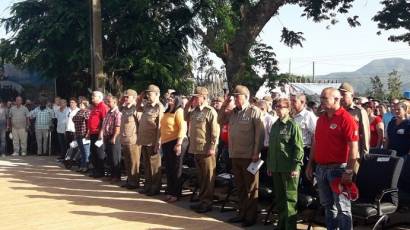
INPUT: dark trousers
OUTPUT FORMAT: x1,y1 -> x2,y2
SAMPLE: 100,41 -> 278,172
260,147 -> 273,187
90,134 -> 106,176
300,147 -> 315,195
105,136 -> 121,179
57,133 -> 66,157
142,145 -> 162,194
162,139 -> 186,197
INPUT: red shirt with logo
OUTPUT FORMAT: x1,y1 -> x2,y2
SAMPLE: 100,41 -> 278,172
87,101 -> 109,135
314,107 -> 359,164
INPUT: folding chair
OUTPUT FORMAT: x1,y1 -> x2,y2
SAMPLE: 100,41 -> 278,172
369,148 -> 397,157
352,154 -> 404,230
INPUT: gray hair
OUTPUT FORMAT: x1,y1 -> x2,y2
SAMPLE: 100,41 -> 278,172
92,91 -> 104,100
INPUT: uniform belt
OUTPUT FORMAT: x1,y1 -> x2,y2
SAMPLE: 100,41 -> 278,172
316,163 -> 347,169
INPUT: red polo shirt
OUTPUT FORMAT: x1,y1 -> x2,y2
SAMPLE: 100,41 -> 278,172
314,107 -> 358,164
87,101 -> 109,135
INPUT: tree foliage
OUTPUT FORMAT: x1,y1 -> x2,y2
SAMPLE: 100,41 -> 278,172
373,0 -> 410,45
387,70 -> 402,100
369,75 -> 385,100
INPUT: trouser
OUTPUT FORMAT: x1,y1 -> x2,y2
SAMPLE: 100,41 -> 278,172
12,128 -> 27,154
105,136 -> 122,179
27,124 -> 36,155
162,139 -> 186,197
35,129 -> 49,155
195,154 -> 216,207
216,141 -> 231,174
57,133 -> 66,157
65,131 -> 75,145
260,147 -> 272,187
51,118 -> 59,155
272,172 -> 299,230
90,134 -> 106,176
77,136 -> 90,168
142,145 -> 162,193
316,165 -> 352,230
231,158 -> 259,223
122,144 -> 141,186
300,147 -> 315,195
0,125 -> 6,154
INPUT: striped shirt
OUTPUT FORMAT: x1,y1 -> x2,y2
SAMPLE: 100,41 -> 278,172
102,107 -> 122,137
31,107 -> 53,130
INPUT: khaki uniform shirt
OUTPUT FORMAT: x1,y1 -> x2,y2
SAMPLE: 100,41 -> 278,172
120,105 -> 139,145
219,103 -> 264,159
137,102 -> 163,146
185,104 -> 219,155
346,103 -> 370,157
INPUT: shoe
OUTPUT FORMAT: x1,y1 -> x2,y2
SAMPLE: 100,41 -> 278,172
167,196 -> 178,203
189,203 -> 202,210
1,154 -> 6,157
124,184 -> 139,190
146,191 -> 160,196
241,220 -> 256,227
138,188 -> 149,194
195,205 -> 212,213
227,216 -> 244,223
11,152 -> 18,156
80,168 -> 89,173
21,152 -> 26,156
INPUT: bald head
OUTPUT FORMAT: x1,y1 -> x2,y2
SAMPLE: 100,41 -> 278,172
321,87 -> 341,112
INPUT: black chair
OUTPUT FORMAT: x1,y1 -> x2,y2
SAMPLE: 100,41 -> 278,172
352,154 -> 404,230
214,173 -> 236,212
369,148 -> 397,157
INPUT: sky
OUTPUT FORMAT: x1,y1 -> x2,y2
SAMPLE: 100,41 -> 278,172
1,0 -> 410,76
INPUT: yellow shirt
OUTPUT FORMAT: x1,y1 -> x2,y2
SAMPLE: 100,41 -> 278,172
160,108 -> 187,144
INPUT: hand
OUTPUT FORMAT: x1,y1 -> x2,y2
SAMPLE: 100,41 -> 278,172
341,171 -> 353,184
251,153 -> 260,162
267,170 -> 272,177
110,137 -> 116,144
174,144 -> 182,156
290,170 -> 299,178
305,163 -> 313,182
207,148 -> 216,156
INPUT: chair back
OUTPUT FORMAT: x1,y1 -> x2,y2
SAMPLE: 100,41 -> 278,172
369,148 -> 397,157
356,154 -> 404,204
399,157 -> 410,193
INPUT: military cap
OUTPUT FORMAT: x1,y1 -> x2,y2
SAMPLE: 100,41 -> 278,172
262,95 -> 273,102
146,84 -> 160,93
191,86 -> 208,96
124,89 -> 137,97
212,96 -> 224,102
339,82 -> 354,94
232,85 -> 250,96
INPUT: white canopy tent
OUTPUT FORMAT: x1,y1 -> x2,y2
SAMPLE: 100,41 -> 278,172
0,80 -> 23,93
256,82 -> 341,99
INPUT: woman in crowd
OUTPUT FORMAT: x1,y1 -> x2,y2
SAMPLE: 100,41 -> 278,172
160,93 -> 187,203
363,101 -> 384,149
66,98 -> 80,144
72,99 -> 91,172
385,102 -> 410,157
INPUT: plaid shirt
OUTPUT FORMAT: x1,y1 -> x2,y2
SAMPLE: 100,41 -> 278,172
72,109 -> 90,137
102,107 -> 122,137
31,107 -> 53,130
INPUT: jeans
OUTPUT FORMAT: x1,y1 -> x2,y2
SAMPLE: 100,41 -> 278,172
77,136 -> 90,168
316,165 -> 352,230
57,133 -> 66,157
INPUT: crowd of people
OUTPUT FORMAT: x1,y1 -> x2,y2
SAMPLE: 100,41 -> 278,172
0,82 -> 409,229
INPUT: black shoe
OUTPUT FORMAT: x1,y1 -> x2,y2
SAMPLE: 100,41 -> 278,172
120,183 -> 130,188
138,188 -> 149,194
146,191 -> 160,196
195,205 -> 212,213
227,216 -> 244,223
125,184 -> 139,190
189,203 -> 202,210
241,220 -> 256,227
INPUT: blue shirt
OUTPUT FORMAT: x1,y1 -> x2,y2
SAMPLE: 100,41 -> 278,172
387,118 -> 410,157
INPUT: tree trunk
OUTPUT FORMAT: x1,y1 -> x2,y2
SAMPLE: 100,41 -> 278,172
207,0 -> 285,91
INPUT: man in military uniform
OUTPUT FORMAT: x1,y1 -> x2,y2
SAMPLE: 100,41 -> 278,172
268,98 -> 304,230
219,85 -> 264,227
184,87 -> 220,213
120,89 -> 141,189
339,82 -> 370,158
137,85 -> 164,196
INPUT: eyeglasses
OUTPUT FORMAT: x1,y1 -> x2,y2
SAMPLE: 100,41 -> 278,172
275,105 -> 288,109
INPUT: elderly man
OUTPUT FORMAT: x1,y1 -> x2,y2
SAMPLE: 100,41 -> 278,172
184,87 -> 219,213
8,96 -> 30,156
120,89 -> 141,189
339,82 -> 370,158
87,91 -> 109,178
137,84 -> 164,196
290,93 -> 317,194
219,85 -> 264,227
306,87 -> 359,230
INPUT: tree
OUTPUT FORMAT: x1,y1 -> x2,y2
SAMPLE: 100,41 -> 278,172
192,0 -> 360,90
369,75 -> 385,100
373,0 -> 410,45
387,70 -> 402,100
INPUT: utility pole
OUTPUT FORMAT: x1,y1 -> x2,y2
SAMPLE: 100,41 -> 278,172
288,58 -> 291,76
312,61 -> 315,82
90,0 -> 105,91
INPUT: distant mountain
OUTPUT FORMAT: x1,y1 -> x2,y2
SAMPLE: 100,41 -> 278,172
316,58 -> 410,94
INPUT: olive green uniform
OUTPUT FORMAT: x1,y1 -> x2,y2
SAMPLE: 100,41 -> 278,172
137,102 -> 163,194
184,104 -> 219,207
219,103 -> 264,223
267,115 -> 304,230
120,104 -> 141,187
